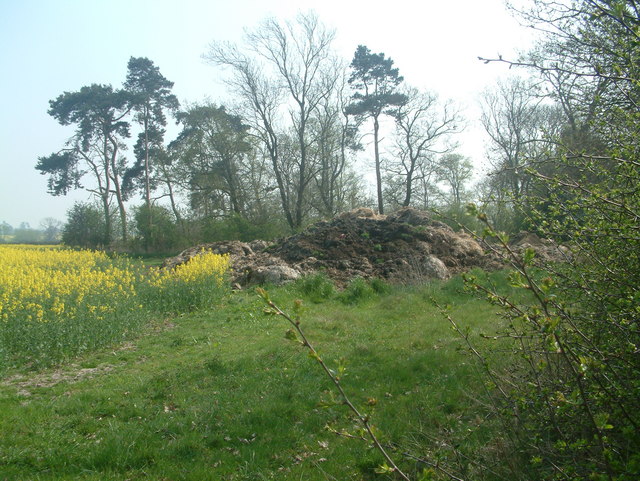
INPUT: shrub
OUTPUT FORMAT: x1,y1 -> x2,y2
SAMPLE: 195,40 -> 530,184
133,204 -> 182,253
369,277 -> 390,295
62,202 -> 107,248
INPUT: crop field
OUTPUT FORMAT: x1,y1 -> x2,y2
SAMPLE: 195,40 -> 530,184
0,245 -> 229,369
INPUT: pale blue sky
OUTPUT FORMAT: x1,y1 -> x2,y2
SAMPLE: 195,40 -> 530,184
0,0 -> 533,228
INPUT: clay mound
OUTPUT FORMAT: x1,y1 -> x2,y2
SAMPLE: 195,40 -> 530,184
163,207 -> 492,287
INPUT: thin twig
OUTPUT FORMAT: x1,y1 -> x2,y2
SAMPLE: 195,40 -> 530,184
257,288 -> 411,480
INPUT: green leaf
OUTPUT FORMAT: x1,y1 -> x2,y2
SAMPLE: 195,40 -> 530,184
284,328 -> 298,341
374,463 -> 394,474
418,468 -> 436,481
465,203 -> 478,216
523,247 -> 536,266
256,287 -> 270,301
540,276 -> 555,293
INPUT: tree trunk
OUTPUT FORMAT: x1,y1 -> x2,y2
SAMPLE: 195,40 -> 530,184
403,158 -> 416,207
100,191 -> 112,246
264,126 -> 295,230
113,179 -> 128,242
107,136 -> 128,242
295,115 -> 307,230
373,115 -> 384,214
143,109 -> 152,252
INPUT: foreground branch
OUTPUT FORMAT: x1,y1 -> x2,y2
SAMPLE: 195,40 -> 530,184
256,287 -> 411,480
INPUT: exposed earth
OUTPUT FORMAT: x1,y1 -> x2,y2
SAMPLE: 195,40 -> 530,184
162,207 -> 565,287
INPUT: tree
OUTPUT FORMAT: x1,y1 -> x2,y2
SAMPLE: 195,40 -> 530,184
133,204 -> 180,252
468,1 -> 640,478
480,77 -> 542,203
61,202 -> 107,248
207,12 -> 339,230
347,45 -> 407,214
12,223 -> 42,244
124,57 -> 179,249
388,86 -> 461,208
0,222 -> 14,241
436,153 -> 473,208
36,84 -> 132,244
171,103 -> 253,218
39,217 -> 62,243
308,69 -> 364,218
480,77 -> 564,230
205,42 -> 287,221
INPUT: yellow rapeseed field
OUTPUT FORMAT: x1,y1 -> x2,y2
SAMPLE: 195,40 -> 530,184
145,249 -> 230,313
0,245 -> 230,368
148,249 -> 229,288
0,245 -> 136,324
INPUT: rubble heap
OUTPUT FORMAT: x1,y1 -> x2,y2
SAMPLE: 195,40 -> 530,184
162,207 -> 499,287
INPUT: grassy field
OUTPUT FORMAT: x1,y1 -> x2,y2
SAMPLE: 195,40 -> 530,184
0,252 -> 517,480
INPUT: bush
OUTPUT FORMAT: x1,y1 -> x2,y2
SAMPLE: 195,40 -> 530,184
369,277 -> 390,295
62,202 -> 107,248
460,1 -> 640,478
133,204 -> 182,253
200,214 -> 288,242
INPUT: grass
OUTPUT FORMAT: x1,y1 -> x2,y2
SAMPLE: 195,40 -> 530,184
0,271 -> 515,480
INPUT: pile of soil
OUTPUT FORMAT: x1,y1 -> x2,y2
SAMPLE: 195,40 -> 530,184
163,207 -> 498,287
508,231 -> 572,263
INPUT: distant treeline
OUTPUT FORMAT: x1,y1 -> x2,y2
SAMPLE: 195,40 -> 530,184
0,220 -> 61,244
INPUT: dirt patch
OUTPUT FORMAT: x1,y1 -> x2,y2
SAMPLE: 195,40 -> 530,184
164,207 -> 498,286
4,363 -> 115,396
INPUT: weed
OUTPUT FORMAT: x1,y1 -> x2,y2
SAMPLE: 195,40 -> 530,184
369,277 -> 390,294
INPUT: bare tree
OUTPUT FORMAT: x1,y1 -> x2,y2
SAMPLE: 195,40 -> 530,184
387,87 -> 461,208
436,153 -> 473,208
480,77 -> 561,202
308,68 -> 364,217
206,12 -> 338,230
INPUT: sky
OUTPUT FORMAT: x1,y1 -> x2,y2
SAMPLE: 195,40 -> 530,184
0,0 -> 536,228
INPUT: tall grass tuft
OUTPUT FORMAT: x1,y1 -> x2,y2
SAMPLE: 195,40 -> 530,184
338,277 -> 377,305
292,272 -> 336,303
